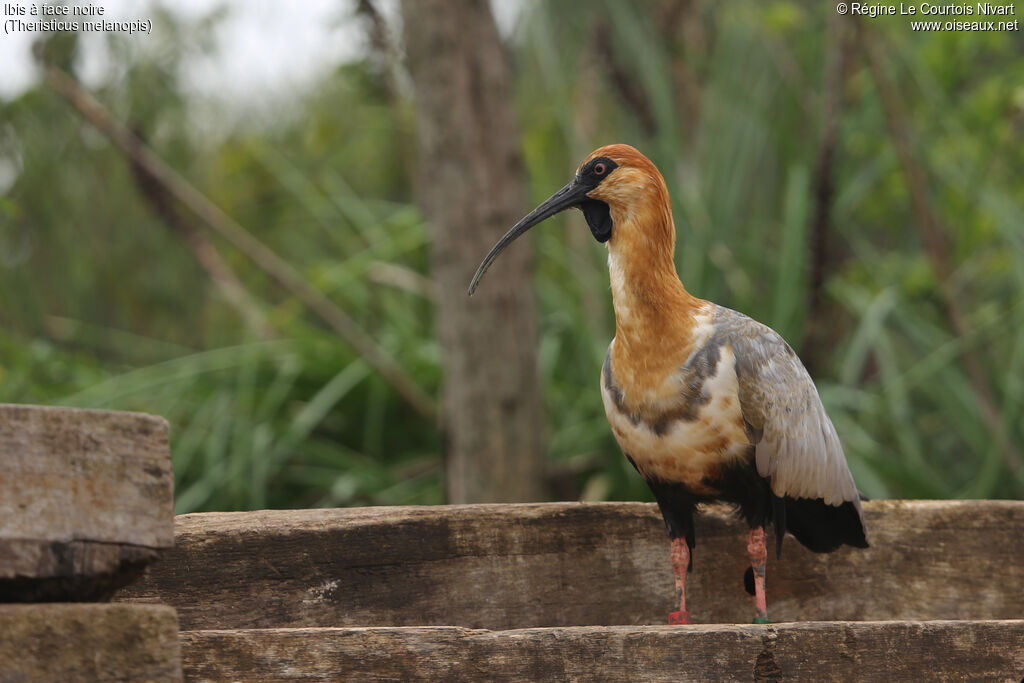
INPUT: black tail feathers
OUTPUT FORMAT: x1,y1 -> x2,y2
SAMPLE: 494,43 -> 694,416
784,497 -> 868,553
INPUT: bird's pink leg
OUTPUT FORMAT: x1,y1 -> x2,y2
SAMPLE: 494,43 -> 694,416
747,526 -> 770,624
667,537 -> 691,624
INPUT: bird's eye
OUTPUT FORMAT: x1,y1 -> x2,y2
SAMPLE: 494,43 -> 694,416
594,162 -> 607,175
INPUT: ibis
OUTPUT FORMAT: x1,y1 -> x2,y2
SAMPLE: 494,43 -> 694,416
468,144 -> 868,624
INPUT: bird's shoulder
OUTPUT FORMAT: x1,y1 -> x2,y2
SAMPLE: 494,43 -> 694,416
701,304 -> 812,425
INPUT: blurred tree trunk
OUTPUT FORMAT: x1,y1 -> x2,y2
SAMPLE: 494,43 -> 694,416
401,0 -> 548,502
802,13 -> 853,376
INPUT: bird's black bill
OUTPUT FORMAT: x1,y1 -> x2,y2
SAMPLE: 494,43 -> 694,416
467,179 -> 589,295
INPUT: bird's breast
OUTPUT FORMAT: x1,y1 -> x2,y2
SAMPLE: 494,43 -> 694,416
600,337 -> 752,495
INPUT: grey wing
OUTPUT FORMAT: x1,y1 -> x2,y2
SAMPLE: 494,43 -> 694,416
713,306 -> 862,510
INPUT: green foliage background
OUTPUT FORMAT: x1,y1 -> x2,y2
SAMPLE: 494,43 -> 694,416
1,1 -> 1022,511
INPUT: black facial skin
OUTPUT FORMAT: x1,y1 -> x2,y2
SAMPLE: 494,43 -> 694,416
577,156 -> 619,191
581,200 -> 613,242
576,157 -> 617,243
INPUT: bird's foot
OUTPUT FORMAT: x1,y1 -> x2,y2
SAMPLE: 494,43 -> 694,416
752,615 -> 771,625
668,610 -> 691,625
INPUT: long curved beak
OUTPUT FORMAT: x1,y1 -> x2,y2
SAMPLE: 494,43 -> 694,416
467,178 -> 589,295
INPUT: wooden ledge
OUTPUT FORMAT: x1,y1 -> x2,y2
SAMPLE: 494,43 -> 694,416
0,603 -> 182,681
0,403 -> 174,601
181,620 -> 1024,682
117,500 -> 1024,629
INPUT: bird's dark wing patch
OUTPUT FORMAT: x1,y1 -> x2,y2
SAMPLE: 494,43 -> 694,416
603,343 -> 716,434
647,334 -> 724,434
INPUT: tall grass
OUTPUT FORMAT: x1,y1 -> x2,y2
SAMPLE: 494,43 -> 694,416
0,1 -> 1020,511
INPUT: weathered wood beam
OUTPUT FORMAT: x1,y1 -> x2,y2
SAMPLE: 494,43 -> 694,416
0,604 -> 182,681
116,500 -> 1023,629
0,404 -> 174,601
181,621 -> 1024,682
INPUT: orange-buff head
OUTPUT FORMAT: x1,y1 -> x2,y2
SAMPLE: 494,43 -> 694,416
468,144 -> 674,295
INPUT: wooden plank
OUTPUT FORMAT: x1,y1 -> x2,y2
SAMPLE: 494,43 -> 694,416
0,539 -> 160,602
117,500 -> 1024,629
181,621 -> 1024,682
0,403 -> 174,600
0,403 -> 173,545
0,603 -> 182,682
